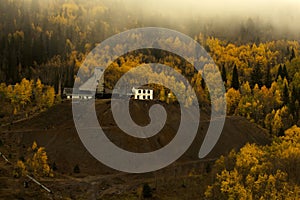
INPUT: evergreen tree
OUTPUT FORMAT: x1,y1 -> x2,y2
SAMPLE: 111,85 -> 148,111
51,162 -> 57,171
73,164 -> 80,173
201,77 -> 206,89
283,83 -> 289,105
290,48 -> 296,61
282,64 -> 289,81
289,87 -> 297,120
251,65 -> 263,88
221,64 -> 227,83
277,64 -> 283,80
142,183 -> 152,198
265,64 -> 272,88
231,65 -> 239,90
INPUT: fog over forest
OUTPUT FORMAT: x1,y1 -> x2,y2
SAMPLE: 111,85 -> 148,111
106,0 -> 300,39
5,0 -> 300,41
1,1 -> 300,199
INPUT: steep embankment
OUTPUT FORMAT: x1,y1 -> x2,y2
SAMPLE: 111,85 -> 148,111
0,99 -> 271,199
0,99 -> 270,175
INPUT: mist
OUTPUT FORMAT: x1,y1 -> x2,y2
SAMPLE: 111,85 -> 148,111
114,0 -> 300,39
129,0 -> 300,19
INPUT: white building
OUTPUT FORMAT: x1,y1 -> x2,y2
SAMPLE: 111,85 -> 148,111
79,67 -> 105,95
63,88 -> 93,100
132,87 -> 153,100
63,67 -> 104,100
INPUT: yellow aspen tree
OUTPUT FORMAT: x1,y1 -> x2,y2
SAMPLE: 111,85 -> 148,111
272,109 -> 283,136
44,86 -> 55,108
26,141 -> 53,177
159,87 -> 166,102
226,88 -> 241,115
20,78 -> 33,109
35,78 -> 44,109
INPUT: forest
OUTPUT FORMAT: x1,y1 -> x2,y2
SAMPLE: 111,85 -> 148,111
0,0 -> 300,199
1,0 -> 300,132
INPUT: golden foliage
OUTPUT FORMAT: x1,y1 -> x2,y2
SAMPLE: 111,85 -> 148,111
226,88 -> 240,115
26,142 -> 53,177
13,160 -> 27,178
205,126 -> 300,199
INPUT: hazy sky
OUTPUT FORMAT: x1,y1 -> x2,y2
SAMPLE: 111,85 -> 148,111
128,0 -> 300,34
137,0 -> 300,18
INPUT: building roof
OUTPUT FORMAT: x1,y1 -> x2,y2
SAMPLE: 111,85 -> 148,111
79,67 -> 105,91
63,88 -> 94,96
133,85 -> 153,90
63,88 -> 73,95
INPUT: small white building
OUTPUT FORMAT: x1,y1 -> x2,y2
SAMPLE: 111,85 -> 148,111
132,87 -> 153,100
63,88 -> 93,100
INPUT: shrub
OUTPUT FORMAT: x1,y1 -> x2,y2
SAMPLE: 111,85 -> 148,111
142,183 -> 152,198
73,164 -> 80,173
52,162 -> 57,171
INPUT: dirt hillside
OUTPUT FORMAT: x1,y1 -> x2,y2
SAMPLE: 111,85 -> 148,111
0,99 -> 270,199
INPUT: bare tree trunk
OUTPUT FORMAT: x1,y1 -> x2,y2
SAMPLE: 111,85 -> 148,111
58,77 -> 61,96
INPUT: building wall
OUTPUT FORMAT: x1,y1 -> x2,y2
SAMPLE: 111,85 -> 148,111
133,89 -> 153,100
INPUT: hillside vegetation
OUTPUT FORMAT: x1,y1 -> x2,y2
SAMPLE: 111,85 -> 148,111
0,0 -> 299,199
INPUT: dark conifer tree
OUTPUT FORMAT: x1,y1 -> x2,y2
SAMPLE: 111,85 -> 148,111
251,65 -> 263,88
282,64 -> 289,81
283,83 -> 289,106
290,48 -> 296,61
201,77 -> 206,90
231,65 -> 239,90
265,64 -> 272,88
221,64 -> 227,83
277,64 -> 283,80
290,87 -> 297,121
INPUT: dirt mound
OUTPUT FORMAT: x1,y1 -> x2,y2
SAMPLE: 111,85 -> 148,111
0,99 -> 271,199
0,99 -> 270,175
